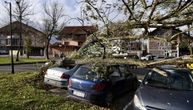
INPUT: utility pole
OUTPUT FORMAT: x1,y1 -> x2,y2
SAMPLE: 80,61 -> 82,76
5,1 -> 14,74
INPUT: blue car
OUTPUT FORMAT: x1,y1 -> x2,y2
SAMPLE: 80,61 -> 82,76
68,64 -> 138,105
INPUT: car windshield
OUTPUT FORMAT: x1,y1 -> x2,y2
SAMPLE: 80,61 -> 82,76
73,67 -> 99,81
144,68 -> 193,91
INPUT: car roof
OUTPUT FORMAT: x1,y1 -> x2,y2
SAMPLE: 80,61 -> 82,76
153,67 -> 191,76
158,65 -> 177,69
79,64 -> 127,68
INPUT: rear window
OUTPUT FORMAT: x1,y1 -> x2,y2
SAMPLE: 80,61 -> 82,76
73,67 -> 99,81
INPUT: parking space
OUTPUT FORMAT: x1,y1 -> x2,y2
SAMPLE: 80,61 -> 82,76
47,67 -> 149,110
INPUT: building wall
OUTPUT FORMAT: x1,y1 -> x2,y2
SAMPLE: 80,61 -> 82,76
51,46 -> 78,57
50,34 -> 87,56
148,39 -> 175,57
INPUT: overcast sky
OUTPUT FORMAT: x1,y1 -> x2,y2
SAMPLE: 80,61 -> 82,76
0,0 -> 84,27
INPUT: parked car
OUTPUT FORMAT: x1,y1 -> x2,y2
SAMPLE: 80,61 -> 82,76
68,64 -> 138,105
40,58 -> 75,75
44,64 -> 81,88
140,55 -> 154,61
132,67 -> 193,110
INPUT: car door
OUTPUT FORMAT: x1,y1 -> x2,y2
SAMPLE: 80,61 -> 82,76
119,65 -> 136,91
109,66 -> 125,95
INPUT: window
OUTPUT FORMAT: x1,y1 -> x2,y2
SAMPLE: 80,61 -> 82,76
0,39 -> 6,45
145,69 -> 193,91
119,65 -> 133,77
73,67 -> 99,81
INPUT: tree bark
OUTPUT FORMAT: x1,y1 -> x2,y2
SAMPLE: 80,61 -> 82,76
188,43 -> 193,55
27,52 -> 29,59
16,13 -> 22,61
46,36 -> 51,60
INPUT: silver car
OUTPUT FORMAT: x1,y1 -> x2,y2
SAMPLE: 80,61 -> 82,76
44,65 -> 80,88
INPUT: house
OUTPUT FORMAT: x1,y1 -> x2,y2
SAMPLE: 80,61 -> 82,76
51,26 -> 97,56
0,21 -> 45,56
145,27 -> 193,57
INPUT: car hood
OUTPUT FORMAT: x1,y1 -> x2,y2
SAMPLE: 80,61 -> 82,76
137,85 -> 193,110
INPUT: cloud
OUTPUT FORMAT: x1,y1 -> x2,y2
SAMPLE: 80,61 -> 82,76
0,0 -> 82,27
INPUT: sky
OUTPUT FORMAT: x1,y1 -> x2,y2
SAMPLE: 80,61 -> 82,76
1,0 -> 190,35
0,0 -> 127,29
0,0 -> 84,27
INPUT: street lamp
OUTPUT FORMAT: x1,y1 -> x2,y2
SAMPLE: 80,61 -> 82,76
5,1 -> 14,74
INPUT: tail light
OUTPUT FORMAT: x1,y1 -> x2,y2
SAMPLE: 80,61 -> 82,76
93,82 -> 108,91
61,74 -> 70,79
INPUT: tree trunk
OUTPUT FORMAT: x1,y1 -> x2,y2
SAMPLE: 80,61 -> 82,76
187,25 -> 192,55
27,52 -> 29,59
16,50 -> 20,61
16,15 -> 22,61
177,36 -> 180,58
46,43 -> 49,59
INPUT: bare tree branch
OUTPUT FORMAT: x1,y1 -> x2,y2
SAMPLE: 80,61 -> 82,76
42,1 -> 65,59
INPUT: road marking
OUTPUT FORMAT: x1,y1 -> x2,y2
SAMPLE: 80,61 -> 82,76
123,100 -> 132,110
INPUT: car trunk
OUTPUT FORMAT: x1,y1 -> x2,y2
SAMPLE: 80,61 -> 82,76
46,67 -> 69,78
70,78 -> 96,92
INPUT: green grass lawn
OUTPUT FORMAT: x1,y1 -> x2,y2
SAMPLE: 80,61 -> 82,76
0,72 -> 106,110
0,57 -> 47,65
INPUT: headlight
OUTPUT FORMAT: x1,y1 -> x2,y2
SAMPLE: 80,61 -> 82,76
134,95 -> 146,110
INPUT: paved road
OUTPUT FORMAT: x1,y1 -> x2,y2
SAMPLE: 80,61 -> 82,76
0,63 -> 44,72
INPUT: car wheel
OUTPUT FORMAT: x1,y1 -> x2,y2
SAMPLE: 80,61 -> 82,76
106,92 -> 113,106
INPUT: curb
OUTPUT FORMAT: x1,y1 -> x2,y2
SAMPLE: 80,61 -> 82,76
0,61 -> 46,66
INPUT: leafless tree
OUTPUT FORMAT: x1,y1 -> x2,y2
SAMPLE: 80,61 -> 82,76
42,1 -> 65,59
13,0 -> 33,61
77,0 -> 124,36
3,0 -> 33,61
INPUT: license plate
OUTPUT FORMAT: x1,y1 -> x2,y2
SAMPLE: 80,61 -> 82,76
73,90 -> 85,97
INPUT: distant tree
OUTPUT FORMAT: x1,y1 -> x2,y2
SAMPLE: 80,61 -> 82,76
4,0 -> 33,61
14,0 -> 33,61
24,36 -> 32,59
78,0 -> 123,36
42,1 -> 65,59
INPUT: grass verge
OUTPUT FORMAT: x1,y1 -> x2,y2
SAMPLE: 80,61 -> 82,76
0,72 -> 107,110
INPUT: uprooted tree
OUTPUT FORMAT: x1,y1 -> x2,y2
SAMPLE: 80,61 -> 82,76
69,0 -> 193,67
